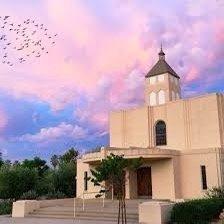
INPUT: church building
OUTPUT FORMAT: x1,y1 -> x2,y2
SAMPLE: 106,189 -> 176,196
76,48 -> 224,200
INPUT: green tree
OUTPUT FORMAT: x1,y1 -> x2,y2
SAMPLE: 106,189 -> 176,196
59,148 -> 79,164
91,154 -> 142,224
35,170 -> 55,196
0,165 -> 38,200
50,155 -> 59,169
52,162 -> 76,197
13,160 -> 20,167
0,152 -> 3,168
22,157 -> 49,176
4,160 -> 11,166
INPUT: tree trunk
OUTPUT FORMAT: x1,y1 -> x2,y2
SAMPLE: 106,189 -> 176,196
122,182 -> 127,224
121,190 -> 124,224
118,197 -> 120,224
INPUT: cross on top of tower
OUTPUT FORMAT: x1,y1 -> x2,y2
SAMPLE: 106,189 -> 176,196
159,43 -> 165,60
145,45 -> 180,79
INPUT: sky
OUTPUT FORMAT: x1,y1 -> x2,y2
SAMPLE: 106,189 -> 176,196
0,0 -> 223,161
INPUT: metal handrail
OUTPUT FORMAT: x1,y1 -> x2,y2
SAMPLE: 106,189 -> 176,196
82,191 -> 105,211
74,184 -> 116,218
74,190 -> 106,217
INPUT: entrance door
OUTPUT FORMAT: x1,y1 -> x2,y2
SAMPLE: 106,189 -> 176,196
137,167 -> 152,198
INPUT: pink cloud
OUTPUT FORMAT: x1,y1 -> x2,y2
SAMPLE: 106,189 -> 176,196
0,1 -> 223,159
18,122 -> 87,143
185,67 -> 199,82
73,68 -> 145,136
0,0 -> 223,113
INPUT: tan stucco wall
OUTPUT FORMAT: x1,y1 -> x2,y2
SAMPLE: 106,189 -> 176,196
125,160 -> 177,200
125,107 -> 150,148
217,94 -> 224,148
179,148 -> 222,199
151,159 -> 176,200
12,200 -> 40,218
125,169 -> 137,199
77,148 -> 223,200
139,201 -> 174,224
110,93 -> 222,150
77,93 -> 224,200
76,159 -> 101,199
145,73 -> 181,105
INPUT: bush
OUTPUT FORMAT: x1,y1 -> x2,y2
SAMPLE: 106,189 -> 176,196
0,165 -> 39,200
170,198 -> 224,224
43,191 -> 66,199
35,171 -> 55,196
206,187 -> 224,199
0,200 -> 13,215
20,190 -> 38,200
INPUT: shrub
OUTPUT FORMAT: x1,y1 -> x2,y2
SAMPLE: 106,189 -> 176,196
0,165 -> 39,200
206,187 -> 224,199
35,171 -> 55,196
43,191 -> 66,199
0,200 -> 13,215
20,190 -> 38,200
170,198 -> 224,224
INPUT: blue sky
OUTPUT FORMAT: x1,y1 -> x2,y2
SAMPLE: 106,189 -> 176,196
0,0 -> 223,161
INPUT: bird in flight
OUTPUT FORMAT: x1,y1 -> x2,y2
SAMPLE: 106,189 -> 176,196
0,15 -> 58,66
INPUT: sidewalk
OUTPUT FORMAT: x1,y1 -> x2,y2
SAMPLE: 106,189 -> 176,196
0,216 -> 117,224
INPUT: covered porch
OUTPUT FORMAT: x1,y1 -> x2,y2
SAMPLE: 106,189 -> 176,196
81,147 -> 181,201
125,157 -> 179,200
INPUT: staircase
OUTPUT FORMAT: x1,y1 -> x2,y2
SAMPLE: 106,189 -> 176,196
28,198 -> 141,223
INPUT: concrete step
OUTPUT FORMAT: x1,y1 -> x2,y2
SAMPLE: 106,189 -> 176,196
28,214 -> 74,219
32,210 -> 137,217
33,207 -> 137,214
29,214 -> 138,223
76,212 -> 138,219
38,207 -> 74,212
36,207 -> 138,214
28,199 -> 141,223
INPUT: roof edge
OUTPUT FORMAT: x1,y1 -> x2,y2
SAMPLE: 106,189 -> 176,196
145,71 -> 180,79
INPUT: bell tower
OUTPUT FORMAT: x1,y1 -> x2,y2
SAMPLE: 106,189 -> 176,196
145,46 -> 181,106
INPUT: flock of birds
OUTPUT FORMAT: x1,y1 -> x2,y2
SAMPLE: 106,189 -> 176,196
0,16 -> 58,66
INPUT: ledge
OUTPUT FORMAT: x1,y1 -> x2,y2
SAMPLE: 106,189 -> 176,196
81,147 -> 180,163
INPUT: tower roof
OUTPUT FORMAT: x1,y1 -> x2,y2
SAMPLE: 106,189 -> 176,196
145,48 -> 180,79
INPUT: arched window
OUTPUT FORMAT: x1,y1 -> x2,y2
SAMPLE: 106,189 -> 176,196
155,120 -> 167,146
150,92 -> 156,106
158,74 -> 164,82
158,90 -> 165,104
149,76 -> 156,84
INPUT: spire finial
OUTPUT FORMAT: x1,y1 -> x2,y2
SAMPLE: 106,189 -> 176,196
159,43 -> 165,60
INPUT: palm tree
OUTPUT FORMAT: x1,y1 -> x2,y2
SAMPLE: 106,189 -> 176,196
50,154 -> 59,169
60,148 -> 79,164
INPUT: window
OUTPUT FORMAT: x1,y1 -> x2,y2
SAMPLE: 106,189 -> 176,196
158,90 -> 165,104
84,171 -> 88,191
201,165 -> 207,190
149,76 -> 156,84
158,74 -> 164,82
150,92 -> 157,106
155,120 -> 167,146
